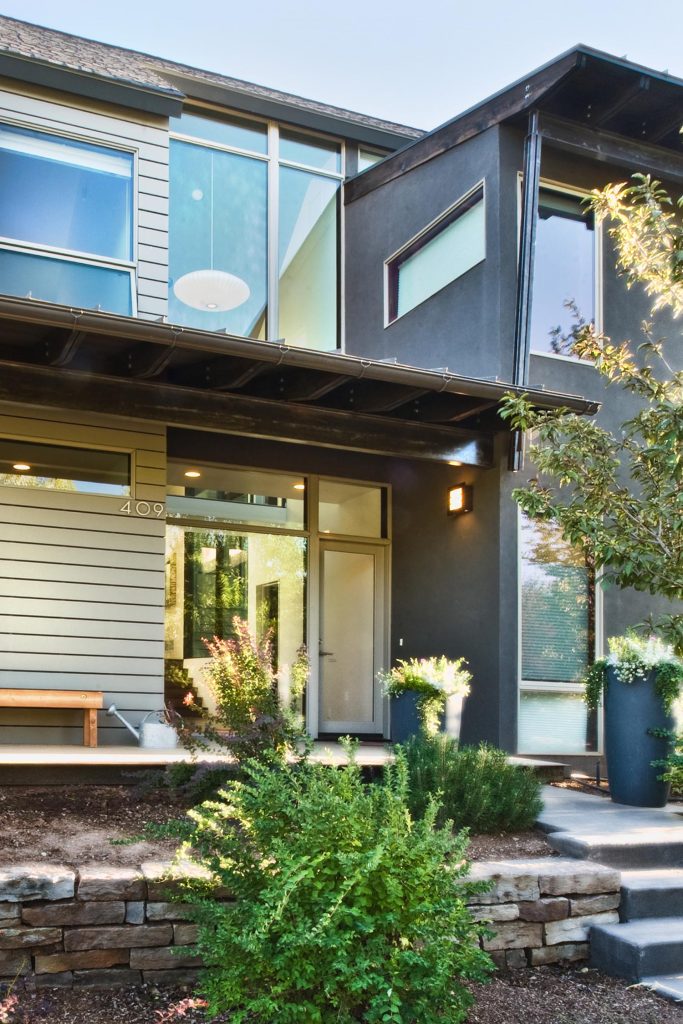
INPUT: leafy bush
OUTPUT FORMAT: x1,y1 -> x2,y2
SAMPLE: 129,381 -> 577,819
173,751 -> 492,1023
183,618 -> 308,764
402,735 -> 543,833
652,728 -> 683,794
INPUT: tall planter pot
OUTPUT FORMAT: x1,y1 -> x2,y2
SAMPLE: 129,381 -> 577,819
604,667 -> 673,807
390,692 -> 465,744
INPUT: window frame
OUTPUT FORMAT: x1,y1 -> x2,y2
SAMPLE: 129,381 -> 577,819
516,509 -> 603,755
169,106 -> 345,351
0,433 -> 135,498
0,118 -> 138,315
519,175 -> 603,363
383,180 -> 486,326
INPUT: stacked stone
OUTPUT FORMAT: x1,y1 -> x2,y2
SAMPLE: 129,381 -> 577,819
467,858 -> 621,969
0,861 -> 227,989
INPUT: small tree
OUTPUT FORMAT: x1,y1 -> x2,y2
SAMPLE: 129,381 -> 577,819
501,175 -> 683,652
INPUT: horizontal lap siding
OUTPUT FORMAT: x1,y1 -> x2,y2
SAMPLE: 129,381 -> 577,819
0,82 -> 169,322
0,404 -> 167,744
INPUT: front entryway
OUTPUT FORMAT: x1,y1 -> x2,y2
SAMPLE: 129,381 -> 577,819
318,542 -> 386,734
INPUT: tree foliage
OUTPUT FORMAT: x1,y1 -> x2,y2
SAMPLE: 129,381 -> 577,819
501,176 -> 683,652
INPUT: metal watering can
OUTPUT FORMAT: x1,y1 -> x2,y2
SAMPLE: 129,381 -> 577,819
107,705 -> 178,748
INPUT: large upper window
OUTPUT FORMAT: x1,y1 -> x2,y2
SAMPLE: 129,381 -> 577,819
386,183 -> 485,323
518,513 -> 597,754
169,111 -> 342,351
531,185 -> 596,357
0,124 -> 134,314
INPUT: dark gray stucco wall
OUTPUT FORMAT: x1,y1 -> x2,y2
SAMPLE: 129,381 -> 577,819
344,126 -> 505,378
167,428 -> 512,747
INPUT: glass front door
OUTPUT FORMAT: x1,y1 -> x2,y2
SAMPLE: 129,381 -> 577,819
318,542 -> 386,734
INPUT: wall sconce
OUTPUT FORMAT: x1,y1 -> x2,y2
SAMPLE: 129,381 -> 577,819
447,483 -> 473,516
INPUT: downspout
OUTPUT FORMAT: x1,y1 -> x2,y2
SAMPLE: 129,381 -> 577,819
509,109 -> 542,470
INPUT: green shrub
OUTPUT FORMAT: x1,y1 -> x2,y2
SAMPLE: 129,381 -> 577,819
402,735 -> 543,833
652,728 -> 683,793
173,751 -> 492,1023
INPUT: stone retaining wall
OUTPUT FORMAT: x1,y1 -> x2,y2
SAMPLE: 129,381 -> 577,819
467,859 -> 621,969
0,861 -> 218,989
0,858 -> 621,987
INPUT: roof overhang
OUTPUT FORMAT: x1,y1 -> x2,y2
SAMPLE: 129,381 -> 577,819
0,297 -> 598,467
347,46 -> 683,203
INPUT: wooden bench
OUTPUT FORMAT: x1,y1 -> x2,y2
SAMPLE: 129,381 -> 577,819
0,689 -> 104,747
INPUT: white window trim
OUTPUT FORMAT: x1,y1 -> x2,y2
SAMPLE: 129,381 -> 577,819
517,173 -> 603,363
383,179 -> 486,328
0,117 -> 139,315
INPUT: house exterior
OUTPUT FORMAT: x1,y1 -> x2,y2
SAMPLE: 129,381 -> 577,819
0,16 -> 679,763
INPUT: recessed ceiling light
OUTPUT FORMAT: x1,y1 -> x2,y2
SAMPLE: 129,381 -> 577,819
13,463 -> 31,471
293,482 -> 305,491
184,470 -> 201,478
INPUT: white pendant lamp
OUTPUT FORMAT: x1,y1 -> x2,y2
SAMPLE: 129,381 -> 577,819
173,161 -> 250,313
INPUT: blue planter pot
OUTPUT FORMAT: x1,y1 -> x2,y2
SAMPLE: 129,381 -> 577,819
390,691 -> 465,744
604,667 -> 673,807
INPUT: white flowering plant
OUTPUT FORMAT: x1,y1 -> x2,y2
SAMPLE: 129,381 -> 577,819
382,656 -> 471,734
584,633 -> 683,712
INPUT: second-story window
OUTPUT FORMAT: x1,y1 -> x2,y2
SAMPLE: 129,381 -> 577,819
530,185 -> 596,357
0,123 -> 135,315
169,110 -> 342,351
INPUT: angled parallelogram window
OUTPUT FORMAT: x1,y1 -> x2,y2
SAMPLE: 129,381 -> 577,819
386,182 -> 485,324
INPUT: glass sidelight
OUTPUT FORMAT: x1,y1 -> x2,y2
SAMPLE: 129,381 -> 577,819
318,543 -> 386,734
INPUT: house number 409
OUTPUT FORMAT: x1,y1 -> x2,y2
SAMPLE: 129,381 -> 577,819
119,500 -> 165,518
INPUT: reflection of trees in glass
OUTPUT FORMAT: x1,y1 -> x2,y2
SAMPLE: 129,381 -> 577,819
184,530 -> 247,659
521,515 -> 594,684
0,474 -> 77,489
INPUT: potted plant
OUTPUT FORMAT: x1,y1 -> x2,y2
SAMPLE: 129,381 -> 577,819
584,634 -> 683,807
383,656 -> 472,744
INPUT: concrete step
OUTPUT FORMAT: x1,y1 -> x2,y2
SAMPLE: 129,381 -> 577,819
591,917 -> 683,981
621,869 -> 683,921
641,974 -> 683,1002
547,828 -> 683,868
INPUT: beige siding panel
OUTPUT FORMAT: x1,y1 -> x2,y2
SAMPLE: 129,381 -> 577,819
138,278 -> 168,300
137,261 -> 168,283
139,193 -> 169,215
0,616 -> 164,641
0,559 -> 163,589
138,243 -> 167,265
137,297 -> 168,317
0,671 -> 164,690
135,452 -> 167,472
0,504 -> 163,535
0,725 -> 159,746
0,522 -> 165,554
0,542 -> 163,571
138,158 -> 169,182
0,410 -> 165,447
2,634 -> 165,659
138,210 -> 168,232
0,578 -> 161,605
138,226 -> 168,248
1,653 -> 160,674
0,597 -> 163,623
139,177 -> 170,199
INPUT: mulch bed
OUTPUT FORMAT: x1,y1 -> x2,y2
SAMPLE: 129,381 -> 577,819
0,784 -> 553,865
3,968 -> 678,1023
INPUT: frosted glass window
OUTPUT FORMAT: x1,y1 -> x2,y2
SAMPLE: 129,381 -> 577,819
519,691 -> 597,754
318,481 -> 384,537
531,187 -> 595,356
388,187 -> 485,322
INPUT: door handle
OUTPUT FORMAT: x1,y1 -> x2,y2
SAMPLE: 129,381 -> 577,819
319,650 -> 334,657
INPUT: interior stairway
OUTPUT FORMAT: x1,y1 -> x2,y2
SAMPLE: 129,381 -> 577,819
539,788 -> 683,1003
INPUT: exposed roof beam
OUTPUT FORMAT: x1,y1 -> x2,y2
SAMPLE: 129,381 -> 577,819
0,359 -> 494,467
648,110 -> 683,144
591,76 -> 649,128
540,114 -> 683,183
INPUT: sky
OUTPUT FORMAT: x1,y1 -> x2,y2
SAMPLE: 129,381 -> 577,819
0,0 -> 681,130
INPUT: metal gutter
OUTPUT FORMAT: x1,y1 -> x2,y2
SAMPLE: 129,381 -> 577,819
0,295 -> 600,416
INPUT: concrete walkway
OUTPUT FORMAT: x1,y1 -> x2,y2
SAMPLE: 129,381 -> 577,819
538,785 -> 683,1001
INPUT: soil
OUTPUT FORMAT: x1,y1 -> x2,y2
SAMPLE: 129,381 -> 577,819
2,967 -> 679,1023
0,785 -> 553,866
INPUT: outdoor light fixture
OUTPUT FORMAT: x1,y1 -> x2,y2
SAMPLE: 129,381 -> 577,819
293,482 -> 305,491
184,470 -> 201,479
447,483 -> 473,516
12,463 -> 31,471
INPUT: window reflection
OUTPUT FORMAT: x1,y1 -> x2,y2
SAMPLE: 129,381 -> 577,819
531,187 -> 595,357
